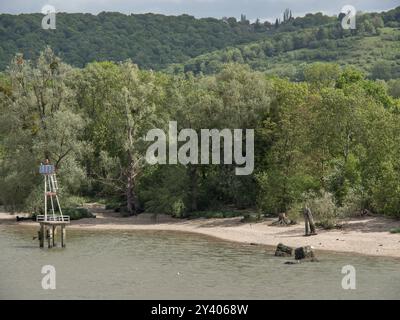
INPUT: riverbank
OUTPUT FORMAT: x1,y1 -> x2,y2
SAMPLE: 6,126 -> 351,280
1,207 -> 400,258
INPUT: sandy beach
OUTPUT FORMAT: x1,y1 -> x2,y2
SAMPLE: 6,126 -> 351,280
1,206 -> 400,258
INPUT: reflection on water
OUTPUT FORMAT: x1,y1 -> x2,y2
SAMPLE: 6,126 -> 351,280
0,225 -> 399,299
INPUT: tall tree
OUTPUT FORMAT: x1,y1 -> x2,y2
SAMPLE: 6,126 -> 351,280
0,48 -> 84,211
77,61 -> 168,215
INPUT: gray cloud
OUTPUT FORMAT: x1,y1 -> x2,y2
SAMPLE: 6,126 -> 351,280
0,0 -> 398,21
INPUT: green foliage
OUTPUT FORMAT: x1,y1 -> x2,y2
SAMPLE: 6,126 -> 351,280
387,79 -> 400,98
305,191 -> 340,229
241,212 -> 262,223
286,202 -> 304,223
256,79 -> 319,214
0,12 -> 270,71
0,8 -> 398,81
167,26 -> 400,80
336,188 -> 365,217
186,210 -> 244,219
62,195 -> 90,208
62,207 -> 95,220
371,61 -> 395,80
138,165 -> 189,217
0,48 -> 85,211
104,199 -> 124,211
303,62 -> 340,88
1,44 -> 400,221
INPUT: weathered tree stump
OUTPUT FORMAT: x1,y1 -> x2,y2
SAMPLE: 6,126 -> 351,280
303,207 -> 317,236
294,246 -> 318,261
274,243 -> 293,257
271,213 -> 292,226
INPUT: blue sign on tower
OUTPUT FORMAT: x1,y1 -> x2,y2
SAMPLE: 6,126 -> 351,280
39,164 -> 55,174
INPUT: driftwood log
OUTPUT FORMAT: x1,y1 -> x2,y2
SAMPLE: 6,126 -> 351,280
284,261 -> 301,265
16,216 -> 35,222
274,243 -> 293,257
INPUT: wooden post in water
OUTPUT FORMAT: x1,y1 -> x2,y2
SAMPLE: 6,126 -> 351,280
38,222 -> 68,248
39,224 -> 44,248
61,225 -> 66,248
52,225 -> 56,247
48,226 -> 53,248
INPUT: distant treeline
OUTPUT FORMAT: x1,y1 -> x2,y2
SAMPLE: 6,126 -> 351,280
0,7 -> 398,72
166,7 -> 400,79
0,12 -> 269,70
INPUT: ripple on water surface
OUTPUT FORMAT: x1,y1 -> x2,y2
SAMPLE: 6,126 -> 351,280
0,225 -> 399,299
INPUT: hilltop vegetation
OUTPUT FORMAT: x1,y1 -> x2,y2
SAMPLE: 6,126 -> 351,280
0,12 -> 269,70
166,7 -> 400,80
0,6 -> 398,74
167,27 -> 400,80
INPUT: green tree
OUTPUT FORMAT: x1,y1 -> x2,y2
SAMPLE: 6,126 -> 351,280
257,79 -> 316,213
303,62 -> 341,89
77,61 -> 168,215
0,48 -> 84,211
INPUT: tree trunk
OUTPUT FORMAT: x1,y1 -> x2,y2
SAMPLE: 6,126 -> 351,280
125,123 -> 140,216
126,151 -> 141,215
271,212 -> 292,225
279,212 -> 290,224
126,173 -> 135,215
188,165 -> 198,212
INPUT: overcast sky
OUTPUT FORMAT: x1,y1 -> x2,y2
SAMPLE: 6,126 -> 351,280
0,0 -> 398,22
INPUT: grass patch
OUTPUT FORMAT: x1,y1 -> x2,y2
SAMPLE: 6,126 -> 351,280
184,210 -> 261,222
241,213 -> 262,223
390,228 -> 400,234
104,198 -> 125,211
63,196 -> 93,208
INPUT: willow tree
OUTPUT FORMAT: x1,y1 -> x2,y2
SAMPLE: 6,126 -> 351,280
0,48 -> 85,211
77,61 -> 168,215
256,79 -> 316,214
169,64 -> 271,212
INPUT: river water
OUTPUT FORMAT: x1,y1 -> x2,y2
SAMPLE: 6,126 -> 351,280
0,225 -> 399,299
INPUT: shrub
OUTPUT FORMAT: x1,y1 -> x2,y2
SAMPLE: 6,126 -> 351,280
304,191 -> 340,229
63,195 -> 89,208
337,188 -> 365,217
315,219 -> 337,230
186,210 -> 243,219
171,199 -> 186,218
241,212 -> 262,223
287,202 -> 303,224
62,207 -> 95,220
105,199 -> 124,211
25,185 -> 45,215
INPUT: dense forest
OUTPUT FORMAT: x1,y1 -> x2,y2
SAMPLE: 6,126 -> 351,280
1,48 -> 400,225
0,12 -> 270,70
0,6 -> 399,73
0,6 -> 400,225
166,7 -> 400,79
